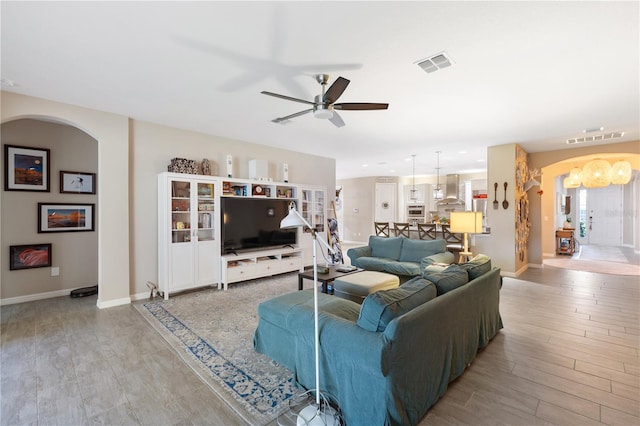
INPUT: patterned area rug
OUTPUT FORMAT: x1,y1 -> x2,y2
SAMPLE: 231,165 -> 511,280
134,273 -> 302,425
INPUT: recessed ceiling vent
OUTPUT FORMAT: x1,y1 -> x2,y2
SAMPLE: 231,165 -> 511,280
416,52 -> 454,74
567,132 -> 624,144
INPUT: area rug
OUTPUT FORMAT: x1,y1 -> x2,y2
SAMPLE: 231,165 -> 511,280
543,257 -> 640,276
134,273 -> 303,425
578,244 -> 630,263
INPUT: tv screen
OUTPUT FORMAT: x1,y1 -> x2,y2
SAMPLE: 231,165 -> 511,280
221,197 -> 297,254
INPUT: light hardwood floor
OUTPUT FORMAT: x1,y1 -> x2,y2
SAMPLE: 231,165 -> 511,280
1,264 -> 638,425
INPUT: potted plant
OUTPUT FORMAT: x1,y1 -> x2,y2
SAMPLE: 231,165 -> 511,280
564,216 -> 572,229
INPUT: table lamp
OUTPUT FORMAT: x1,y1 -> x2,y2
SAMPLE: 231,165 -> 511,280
450,211 -> 483,262
280,202 -> 339,426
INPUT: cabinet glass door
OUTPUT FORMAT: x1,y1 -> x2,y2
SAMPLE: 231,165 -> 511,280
301,189 -> 312,233
314,190 -> 325,232
197,182 -> 215,241
171,180 -> 191,243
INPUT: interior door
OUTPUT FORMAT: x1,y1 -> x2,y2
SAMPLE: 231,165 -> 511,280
375,183 -> 396,223
587,185 -> 623,246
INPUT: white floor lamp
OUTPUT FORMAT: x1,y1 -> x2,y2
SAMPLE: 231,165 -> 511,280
280,202 -> 339,426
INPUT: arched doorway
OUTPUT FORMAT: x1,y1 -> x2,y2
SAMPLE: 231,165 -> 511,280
540,154 -> 639,274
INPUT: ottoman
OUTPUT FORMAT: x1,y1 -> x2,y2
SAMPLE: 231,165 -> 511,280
333,271 -> 400,304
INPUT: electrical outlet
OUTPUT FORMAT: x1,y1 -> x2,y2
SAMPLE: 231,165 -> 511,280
51,267 -> 60,276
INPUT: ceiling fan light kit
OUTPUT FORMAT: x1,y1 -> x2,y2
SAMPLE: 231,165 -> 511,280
261,74 -> 388,127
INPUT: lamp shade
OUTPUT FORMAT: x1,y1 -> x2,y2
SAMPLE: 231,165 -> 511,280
611,160 -> 632,185
280,203 -> 307,229
449,211 -> 483,234
569,167 -> 582,185
563,176 -> 580,189
582,159 -> 612,188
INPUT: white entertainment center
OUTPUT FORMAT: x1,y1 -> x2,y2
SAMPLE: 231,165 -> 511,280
158,172 -> 326,298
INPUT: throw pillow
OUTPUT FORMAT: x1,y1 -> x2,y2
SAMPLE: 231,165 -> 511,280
458,254 -> 491,280
357,277 -> 437,332
423,265 -> 469,295
368,235 -> 403,260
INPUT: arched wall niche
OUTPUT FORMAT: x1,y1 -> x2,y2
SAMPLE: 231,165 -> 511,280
1,117 -> 99,301
1,91 -> 131,308
527,144 -> 640,265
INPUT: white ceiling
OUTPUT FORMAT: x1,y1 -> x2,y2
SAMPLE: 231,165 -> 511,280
2,1 -> 638,180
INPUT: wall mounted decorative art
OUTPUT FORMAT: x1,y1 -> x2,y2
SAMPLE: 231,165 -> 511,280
4,144 -> 50,192
38,203 -> 95,233
60,170 -> 96,194
9,243 -> 52,270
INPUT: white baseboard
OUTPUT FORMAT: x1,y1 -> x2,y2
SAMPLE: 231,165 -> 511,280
97,297 -> 131,309
527,263 -> 544,269
130,291 -> 152,302
0,289 -> 72,306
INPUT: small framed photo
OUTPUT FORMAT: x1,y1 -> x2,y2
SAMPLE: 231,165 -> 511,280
4,144 -> 50,192
38,203 -> 95,233
60,170 -> 96,194
10,243 -> 52,270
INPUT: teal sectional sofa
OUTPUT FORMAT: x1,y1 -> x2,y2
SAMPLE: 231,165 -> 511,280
254,256 -> 502,426
347,236 -> 455,282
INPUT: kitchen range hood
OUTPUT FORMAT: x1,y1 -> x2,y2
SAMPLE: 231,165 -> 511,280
436,174 -> 465,206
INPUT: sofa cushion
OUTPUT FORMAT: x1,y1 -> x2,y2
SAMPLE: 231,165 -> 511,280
399,238 -> 446,263
357,277 -> 437,332
458,254 -> 492,280
369,236 -> 403,260
423,265 -> 469,295
353,257 -> 396,272
383,261 -> 422,277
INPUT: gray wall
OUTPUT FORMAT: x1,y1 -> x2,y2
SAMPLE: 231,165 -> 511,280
1,119 -> 98,299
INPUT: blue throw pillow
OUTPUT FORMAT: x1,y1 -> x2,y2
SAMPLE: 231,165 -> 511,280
423,265 -> 469,295
458,254 -> 491,280
368,236 -> 403,260
357,278 -> 437,332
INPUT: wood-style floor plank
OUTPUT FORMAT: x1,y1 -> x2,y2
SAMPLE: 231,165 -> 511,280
2,248 -> 639,426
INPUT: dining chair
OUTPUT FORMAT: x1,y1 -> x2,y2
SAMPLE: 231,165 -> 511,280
441,224 -> 464,258
374,222 -> 390,237
393,222 -> 410,238
417,223 -> 437,240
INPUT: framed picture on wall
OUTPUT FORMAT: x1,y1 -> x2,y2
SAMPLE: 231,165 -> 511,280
9,243 -> 52,270
4,144 -> 50,192
60,170 -> 96,194
38,203 -> 95,233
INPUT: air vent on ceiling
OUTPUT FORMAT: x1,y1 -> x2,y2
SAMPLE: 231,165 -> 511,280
416,52 -> 454,74
566,132 -> 624,144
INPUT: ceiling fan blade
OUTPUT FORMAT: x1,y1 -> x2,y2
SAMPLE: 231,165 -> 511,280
272,109 -> 313,123
328,111 -> 345,128
323,77 -> 350,104
334,103 -> 389,110
261,91 -> 316,106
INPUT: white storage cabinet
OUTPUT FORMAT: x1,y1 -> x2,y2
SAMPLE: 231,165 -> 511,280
158,172 -> 220,299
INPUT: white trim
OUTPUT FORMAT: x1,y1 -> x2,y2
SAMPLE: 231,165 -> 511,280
527,262 -> 544,269
0,289 -> 71,306
96,296 -> 131,309
130,291 -> 152,302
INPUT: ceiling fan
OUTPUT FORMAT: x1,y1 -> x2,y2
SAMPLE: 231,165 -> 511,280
261,74 -> 389,128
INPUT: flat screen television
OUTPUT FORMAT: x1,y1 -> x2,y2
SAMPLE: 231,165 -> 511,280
221,197 -> 297,254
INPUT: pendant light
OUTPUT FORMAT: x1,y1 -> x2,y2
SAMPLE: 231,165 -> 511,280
582,159 -> 612,188
434,151 -> 443,199
409,154 -> 418,202
611,160 -> 632,184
